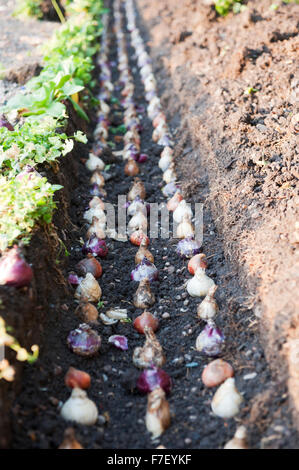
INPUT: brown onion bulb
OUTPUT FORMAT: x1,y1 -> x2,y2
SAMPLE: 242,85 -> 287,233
133,279 -> 155,309
133,310 -> 159,334
135,241 -> 154,264
65,367 -> 91,390
188,254 -> 208,275
75,302 -> 99,324
202,359 -> 234,387
76,254 -> 103,278
124,159 -> 140,176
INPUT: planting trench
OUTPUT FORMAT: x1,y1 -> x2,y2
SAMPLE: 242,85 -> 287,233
0,0 -> 298,449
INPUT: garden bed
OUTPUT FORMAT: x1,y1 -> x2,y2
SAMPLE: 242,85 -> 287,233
0,0 -> 298,450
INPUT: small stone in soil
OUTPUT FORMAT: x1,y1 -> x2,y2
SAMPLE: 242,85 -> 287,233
162,312 -> 170,319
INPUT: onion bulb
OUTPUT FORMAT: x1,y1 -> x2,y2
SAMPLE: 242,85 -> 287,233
137,367 -> 172,395
0,246 -> 33,287
90,171 -> 105,187
173,200 -> 192,223
133,310 -> 159,334
127,197 -> 147,217
211,378 -> 243,419
133,326 -> 165,369
67,323 -> 101,357
86,153 -> 105,172
131,259 -> 158,282
128,178 -> 146,201
145,387 -> 170,438
135,239 -> 154,264
128,211 -> 148,234
197,285 -> 218,320
83,206 -> 106,225
186,268 -> 215,297
176,237 -> 201,259
176,215 -> 194,238
124,159 -> 139,176
75,302 -> 99,324
133,279 -> 155,309
130,230 -> 150,247
86,218 -> 106,240
76,255 -> 102,278
188,254 -> 207,275
89,196 -> 105,210
195,322 -> 225,356
74,273 -> 102,303
65,367 -> 91,389
60,388 -> 98,426
82,235 -> 108,257
166,192 -> 183,212
202,359 -> 234,388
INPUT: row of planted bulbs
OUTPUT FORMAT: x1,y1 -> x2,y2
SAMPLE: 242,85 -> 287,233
124,0 -> 247,448
114,0 -> 172,440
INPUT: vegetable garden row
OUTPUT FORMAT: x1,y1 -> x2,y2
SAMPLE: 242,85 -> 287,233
0,0 -> 282,449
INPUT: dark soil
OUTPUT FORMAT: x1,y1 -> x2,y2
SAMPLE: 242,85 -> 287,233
2,1 -> 297,450
40,0 -> 65,22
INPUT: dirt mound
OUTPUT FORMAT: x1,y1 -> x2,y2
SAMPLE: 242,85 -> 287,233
136,0 -> 299,429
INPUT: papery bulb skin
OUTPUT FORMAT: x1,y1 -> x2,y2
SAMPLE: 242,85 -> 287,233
67,323 -> 101,357
131,259 -> 159,282
90,170 -> 105,187
145,387 -> 171,438
137,367 -> 172,395
76,255 -> 102,279
202,359 -> 234,387
211,378 -> 243,419
186,268 -> 215,297
197,285 -> 218,321
135,241 -> 154,264
176,217 -> 195,239
173,200 -> 192,224
59,428 -> 83,449
60,388 -> 98,426
75,302 -> 99,324
85,153 -> 105,172
0,246 -> 33,287
188,254 -> 207,275
133,279 -> 156,309
224,426 -> 248,449
124,159 -> 140,176
162,182 -> 179,198
65,367 -> 91,390
82,235 -> 108,258
133,310 -> 159,334
128,177 -> 146,201
195,322 -> 224,356
108,335 -> 128,351
128,211 -> 148,234
74,273 -> 102,303
130,230 -> 150,247
133,326 -> 165,369
176,237 -> 201,259
166,192 -> 183,212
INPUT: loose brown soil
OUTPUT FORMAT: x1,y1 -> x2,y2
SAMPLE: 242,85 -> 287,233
0,0 -> 298,450
135,0 -> 299,430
